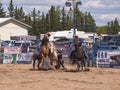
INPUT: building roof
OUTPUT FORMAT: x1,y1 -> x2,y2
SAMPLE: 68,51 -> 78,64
0,17 -> 32,28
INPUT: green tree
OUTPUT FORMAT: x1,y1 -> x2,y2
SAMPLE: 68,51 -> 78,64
55,6 -> 61,31
8,0 -> 14,17
114,18 -> 120,34
14,6 -> 18,19
41,13 -> 46,33
31,8 -> 37,36
18,7 -> 25,21
67,7 -> 73,29
49,5 -> 57,31
61,7 -> 67,30
45,13 -> 50,32
0,2 -> 6,17
24,15 -> 32,35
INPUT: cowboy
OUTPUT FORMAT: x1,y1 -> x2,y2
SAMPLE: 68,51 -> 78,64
74,34 -> 79,50
36,32 -> 51,55
69,34 -> 79,64
40,32 -> 51,69
41,32 -> 51,46
70,34 -> 79,52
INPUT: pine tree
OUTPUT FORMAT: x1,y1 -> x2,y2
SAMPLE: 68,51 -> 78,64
114,18 -> 120,34
14,6 -> 18,19
55,6 -> 61,31
18,7 -> 25,21
41,13 -> 46,33
45,13 -> 50,32
31,8 -> 37,36
8,0 -> 14,17
107,22 -> 111,34
49,5 -> 57,31
67,7 -> 73,29
61,7 -> 67,30
0,2 -> 6,17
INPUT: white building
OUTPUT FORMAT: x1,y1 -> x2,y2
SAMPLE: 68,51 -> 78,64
0,18 -> 32,40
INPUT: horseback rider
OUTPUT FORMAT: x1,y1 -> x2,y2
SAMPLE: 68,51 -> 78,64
70,34 -> 78,52
36,32 -> 51,55
41,32 -> 51,46
69,34 -> 79,64
40,32 -> 51,69
74,34 -> 79,51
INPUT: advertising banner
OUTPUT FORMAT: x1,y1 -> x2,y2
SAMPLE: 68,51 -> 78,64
96,50 -> 120,68
16,53 -> 33,64
4,46 -> 21,54
3,54 -> 13,64
3,53 -> 33,64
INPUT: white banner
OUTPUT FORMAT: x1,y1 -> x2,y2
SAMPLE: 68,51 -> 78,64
96,50 -> 120,68
16,53 -> 33,64
3,53 -> 33,64
3,54 -> 13,64
4,46 -> 21,54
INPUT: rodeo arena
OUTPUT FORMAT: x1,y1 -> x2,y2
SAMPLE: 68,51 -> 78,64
0,18 -> 120,69
0,18 -> 120,90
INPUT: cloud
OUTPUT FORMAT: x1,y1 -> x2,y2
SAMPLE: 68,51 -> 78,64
101,14 -> 120,19
83,0 -> 105,8
0,0 -> 120,26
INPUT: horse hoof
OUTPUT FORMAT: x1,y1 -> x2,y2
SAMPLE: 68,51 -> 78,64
55,65 -> 60,70
33,67 -> 35,70
38,68 -> 40,70
64,68 -> 67,71
84,68 -> 90,71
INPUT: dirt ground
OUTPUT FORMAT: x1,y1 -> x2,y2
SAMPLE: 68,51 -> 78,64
0,64 -> 120,90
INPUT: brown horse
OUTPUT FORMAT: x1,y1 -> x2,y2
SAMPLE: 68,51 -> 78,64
32,39 -> 50,70
70,43 -> 88,71
32,41 -> 59,70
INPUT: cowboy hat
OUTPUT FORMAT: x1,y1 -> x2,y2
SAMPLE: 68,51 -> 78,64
46,32 -> 51,37
73,34 -> 78,37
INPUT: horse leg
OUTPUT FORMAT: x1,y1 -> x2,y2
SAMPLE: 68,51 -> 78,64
33,59 -> 36,70
37,57 -> 42,70
50,55 -> 53,65
81,60 -> 84,71
83,58 -> 90,71
33,54 -> 36,70
50,59 -> 53,65
75,59 -> 80,71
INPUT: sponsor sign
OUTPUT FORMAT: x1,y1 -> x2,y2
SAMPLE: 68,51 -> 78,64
4,46 -> 21,54
96,50 -> 120,68
3,53 -> 33,64
3,54 -> 13,64
16,53 -> 33,64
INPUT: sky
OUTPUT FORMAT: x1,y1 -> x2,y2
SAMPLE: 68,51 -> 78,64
0,0 -> 120,26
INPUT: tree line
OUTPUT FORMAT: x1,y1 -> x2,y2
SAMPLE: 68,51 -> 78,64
0,0 -> 120,38
97,18 -> 120,35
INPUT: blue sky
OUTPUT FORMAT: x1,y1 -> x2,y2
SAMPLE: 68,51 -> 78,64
0,0 -> 120,26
